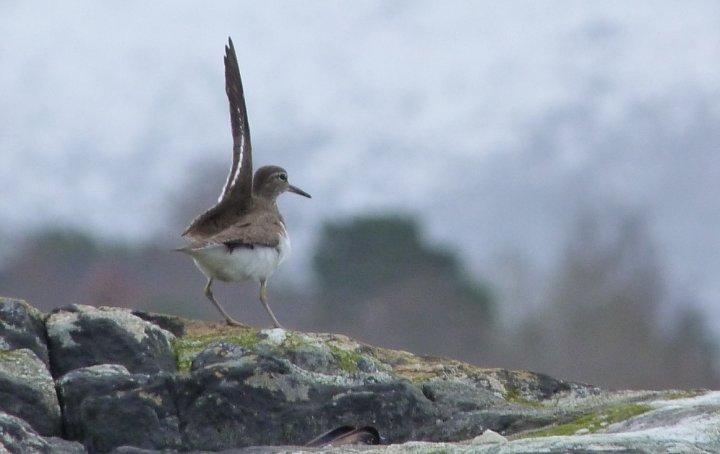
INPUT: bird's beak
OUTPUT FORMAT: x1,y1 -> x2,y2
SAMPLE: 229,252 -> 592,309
288,184 -> 311,198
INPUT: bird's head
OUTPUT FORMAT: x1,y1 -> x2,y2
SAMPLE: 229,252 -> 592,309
253,165 -> 311,201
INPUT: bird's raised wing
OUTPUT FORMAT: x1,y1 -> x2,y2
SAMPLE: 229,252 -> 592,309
218,37 -> 253,204
182,38 -> 254,238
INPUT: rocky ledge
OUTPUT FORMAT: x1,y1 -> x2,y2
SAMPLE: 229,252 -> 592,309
0,296 -> 717,453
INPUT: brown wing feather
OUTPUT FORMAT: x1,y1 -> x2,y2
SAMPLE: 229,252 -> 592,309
222,37 -> 253,203
183,211 -> 284,249
182,37 -> 253,238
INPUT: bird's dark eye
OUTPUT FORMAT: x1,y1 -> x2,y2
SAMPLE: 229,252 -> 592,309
278,173 -> 288,182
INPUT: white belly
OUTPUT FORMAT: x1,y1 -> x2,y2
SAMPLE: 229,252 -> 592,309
187,234 -> 291,283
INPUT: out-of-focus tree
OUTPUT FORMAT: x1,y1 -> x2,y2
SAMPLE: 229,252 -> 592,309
514,209 -> 718,389
312,214 -> 495,359
315,216 -> 490,305
0,228 -> 208,318
0,229 -> 112,311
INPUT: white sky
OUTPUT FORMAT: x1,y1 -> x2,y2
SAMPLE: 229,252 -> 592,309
2,1 -> 720,327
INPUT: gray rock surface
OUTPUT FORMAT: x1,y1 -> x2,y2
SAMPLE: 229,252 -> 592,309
0,296 -> 718,453
0,348 -> 61,436
46,304 -> 177,377
177,352 -> 435,450
0,411 -> 84,454
0,297 -> 49,365
333,392 -> 720,453
56,364 -> 152,443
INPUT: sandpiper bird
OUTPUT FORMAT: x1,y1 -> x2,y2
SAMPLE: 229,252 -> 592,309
177,38 -> 311,328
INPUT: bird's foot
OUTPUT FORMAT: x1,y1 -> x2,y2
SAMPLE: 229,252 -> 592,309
224,317 -> 251,329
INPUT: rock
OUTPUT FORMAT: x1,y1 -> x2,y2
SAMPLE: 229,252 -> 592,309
0,297 -> 49,365
76,372 -> 181,453
46,304 -> 177,377
228,392 -> 720,452
421,379 -> 504,413
0,348 -> 61,436
176,352 -> 435,450
0,411 -> 85,454
56,364 -> 151,442
0,298 -> 719,453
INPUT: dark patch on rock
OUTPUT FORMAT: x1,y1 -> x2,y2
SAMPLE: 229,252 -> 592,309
468,407 -> 561,435
497,369 -> 574,402
422,380 -> 503,412
284,345 -> 335,373
131,311 -> 186,338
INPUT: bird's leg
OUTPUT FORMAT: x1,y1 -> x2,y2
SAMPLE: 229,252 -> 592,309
259,279 -> 283,329
204,278 -> 250,328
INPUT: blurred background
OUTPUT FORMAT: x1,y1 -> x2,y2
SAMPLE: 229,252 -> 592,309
2,1 -> 719,390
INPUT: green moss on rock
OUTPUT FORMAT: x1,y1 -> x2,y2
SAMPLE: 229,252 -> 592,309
328,345 -> 361,373
524,403 -> 652,437
503,386 -> 543,407
662,389 -> 706,400
172,329 -> 260,373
